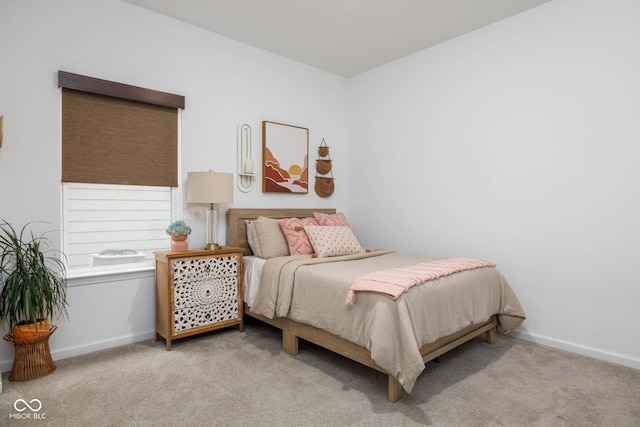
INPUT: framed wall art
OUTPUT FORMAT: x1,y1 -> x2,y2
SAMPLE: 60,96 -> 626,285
262,121 -> 309,194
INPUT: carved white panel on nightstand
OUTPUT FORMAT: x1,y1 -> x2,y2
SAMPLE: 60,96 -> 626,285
174,299 -> 238,332
171,256 -> 239,332
173,256 -> 238,282
173,276 -> 237,309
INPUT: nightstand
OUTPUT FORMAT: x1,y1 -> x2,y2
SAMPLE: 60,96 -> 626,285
154,247 -> 244,350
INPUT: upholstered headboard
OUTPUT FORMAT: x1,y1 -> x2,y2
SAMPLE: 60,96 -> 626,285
227,208 -> 336,256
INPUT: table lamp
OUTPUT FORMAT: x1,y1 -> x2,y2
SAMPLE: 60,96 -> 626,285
187,171 -> 234,250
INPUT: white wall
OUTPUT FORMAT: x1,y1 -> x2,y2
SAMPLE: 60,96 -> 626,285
0,0 -> 348,371
1,0 -> 639,374
348,0 -> 640,369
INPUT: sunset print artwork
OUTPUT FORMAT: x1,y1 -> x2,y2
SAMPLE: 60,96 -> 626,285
262,121 -> 309,193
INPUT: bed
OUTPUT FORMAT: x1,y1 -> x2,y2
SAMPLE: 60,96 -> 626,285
227,208 -> 525,402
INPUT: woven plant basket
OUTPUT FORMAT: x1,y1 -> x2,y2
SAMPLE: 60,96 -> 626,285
318,138 -> 329,157
315,176 -> 335,197
316,159 -> 332,175
4,325 -> 57,382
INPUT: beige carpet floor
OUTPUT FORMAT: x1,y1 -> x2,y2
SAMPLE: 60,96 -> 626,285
1,317 -> 639,426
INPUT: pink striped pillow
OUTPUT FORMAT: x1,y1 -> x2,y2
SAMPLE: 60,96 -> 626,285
279,217 -> 318,255
313,212 -> 351,227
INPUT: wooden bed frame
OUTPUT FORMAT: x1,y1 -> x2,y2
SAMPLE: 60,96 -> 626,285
227,208 -> 498,402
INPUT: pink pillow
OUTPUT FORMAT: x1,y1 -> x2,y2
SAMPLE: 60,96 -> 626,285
313,212 -> 351,227
279,217 -> 318,255
303,225 -> 364,258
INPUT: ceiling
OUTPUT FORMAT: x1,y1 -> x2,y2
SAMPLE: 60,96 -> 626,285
123,0 -> 552,77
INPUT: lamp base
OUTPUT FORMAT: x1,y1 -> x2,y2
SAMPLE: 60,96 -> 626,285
204,243 -> 221,251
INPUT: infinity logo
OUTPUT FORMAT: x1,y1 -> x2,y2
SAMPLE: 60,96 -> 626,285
14,399 -> 42,412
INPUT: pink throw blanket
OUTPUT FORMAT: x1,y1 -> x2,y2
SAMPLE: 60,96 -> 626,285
345,257 -> 496,305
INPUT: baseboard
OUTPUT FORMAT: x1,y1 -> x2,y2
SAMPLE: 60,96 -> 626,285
3,328 -> 638,376
509,330 -> 640,370
0,330 -> 156,374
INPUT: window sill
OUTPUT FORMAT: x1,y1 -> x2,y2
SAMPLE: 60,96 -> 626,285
66,263 -> 155,287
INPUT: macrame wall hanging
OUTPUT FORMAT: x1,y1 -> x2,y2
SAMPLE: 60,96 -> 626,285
314,138 -> 334,197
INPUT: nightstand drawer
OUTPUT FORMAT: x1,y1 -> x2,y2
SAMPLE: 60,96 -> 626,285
172,255 -> 238,281
174,276 -> 237,309
174,298 -> 239,333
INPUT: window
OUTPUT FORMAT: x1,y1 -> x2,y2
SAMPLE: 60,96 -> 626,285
58,71 -> 185,275
62,183 -> 176,272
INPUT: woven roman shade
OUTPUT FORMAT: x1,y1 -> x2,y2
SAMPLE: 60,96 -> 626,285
60,72 -> 183,187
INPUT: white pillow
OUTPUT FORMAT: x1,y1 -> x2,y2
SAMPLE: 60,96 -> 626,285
244,220 -> 262,258
303,225 -> 364,258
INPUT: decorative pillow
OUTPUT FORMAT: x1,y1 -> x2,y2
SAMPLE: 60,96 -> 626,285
279,217 -> 318,255
244,220 -> 262,258
252,216 -> 290,258
303,225 -> 364,258
313,212 -> 351,228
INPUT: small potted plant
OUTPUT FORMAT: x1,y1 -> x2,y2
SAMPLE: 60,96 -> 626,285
0,220 -> 69,341
166,220 -> 191,251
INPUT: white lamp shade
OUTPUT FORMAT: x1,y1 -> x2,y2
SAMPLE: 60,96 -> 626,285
187,172 -> 234,204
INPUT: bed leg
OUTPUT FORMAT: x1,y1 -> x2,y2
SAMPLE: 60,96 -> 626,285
388,376 -> 401,402
283,330 -> 299,355
485,327 -> 496,344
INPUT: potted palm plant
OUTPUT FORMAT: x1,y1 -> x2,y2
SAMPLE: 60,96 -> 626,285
0,220 -> 69,341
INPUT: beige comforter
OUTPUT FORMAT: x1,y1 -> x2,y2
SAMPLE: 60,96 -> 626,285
251,250 -> 525,393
